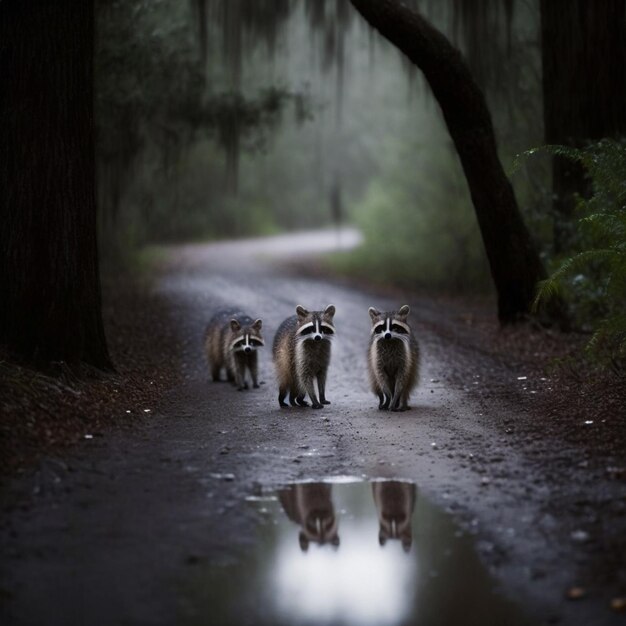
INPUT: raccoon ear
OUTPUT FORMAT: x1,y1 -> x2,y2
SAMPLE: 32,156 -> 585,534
230,319 -> 241,332
324,304 -> 336,318
368,307 -> 381,321
398,305 -> 410,318
295,305 -> 309,319
252,319 -> 262,330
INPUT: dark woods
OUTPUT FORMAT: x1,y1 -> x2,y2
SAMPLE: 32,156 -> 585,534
0,0 -> 624,368
0,1 -> 111,369
541,0 -> 626,252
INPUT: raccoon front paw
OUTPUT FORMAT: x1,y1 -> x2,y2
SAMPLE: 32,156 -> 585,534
279,401 -> 289,407
311,403 -> 323,409
321,400 -> 331,405
296,398 -> 309,407
253,383 -> 260,389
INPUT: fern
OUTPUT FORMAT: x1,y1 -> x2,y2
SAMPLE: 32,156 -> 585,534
521,139 -> 626,367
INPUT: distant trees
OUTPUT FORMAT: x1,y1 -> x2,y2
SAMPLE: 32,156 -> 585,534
97,0 -> 299,248
6,0 -> 615,373
349,0 -> 552,324
0,0 -> 112,369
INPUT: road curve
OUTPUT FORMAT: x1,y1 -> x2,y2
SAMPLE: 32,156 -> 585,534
0,230 -> 621,626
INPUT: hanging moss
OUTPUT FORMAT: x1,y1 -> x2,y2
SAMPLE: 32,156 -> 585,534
191,0 -> 518,192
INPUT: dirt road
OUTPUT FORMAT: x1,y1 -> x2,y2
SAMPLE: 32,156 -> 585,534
1,231 -> 624,626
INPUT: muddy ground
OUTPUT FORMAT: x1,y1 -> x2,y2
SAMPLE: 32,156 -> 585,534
0,230 -> 624,626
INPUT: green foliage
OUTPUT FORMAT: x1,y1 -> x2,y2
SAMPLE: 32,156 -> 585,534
333,139 -> 492,292
96,0 -> 301,257
96,0 -> 545,294
527,140 -> 626,364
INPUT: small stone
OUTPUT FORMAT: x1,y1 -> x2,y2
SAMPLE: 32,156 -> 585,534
570,530 -> 590,543
566,587 -> 586,600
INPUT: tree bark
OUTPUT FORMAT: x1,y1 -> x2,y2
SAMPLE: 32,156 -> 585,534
0,0 -> 112,369
350,0 -> 550,323
541,0 -> 626,252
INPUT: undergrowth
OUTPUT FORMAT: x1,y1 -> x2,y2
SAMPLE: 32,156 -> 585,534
518,139 -> 626,371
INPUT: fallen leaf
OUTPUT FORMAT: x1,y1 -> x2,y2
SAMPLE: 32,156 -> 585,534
566,587 -> 586,600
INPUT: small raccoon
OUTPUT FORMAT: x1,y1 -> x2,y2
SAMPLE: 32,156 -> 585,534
204,309 -> 264,391
278,482 -> 340,551
367,305 -> 419,411
272,304 -> 336,409
372,481 -> 417,552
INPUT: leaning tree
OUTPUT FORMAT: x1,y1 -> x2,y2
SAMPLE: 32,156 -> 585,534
349,0 -> 554,324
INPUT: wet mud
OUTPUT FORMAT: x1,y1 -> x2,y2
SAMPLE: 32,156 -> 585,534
1,230 -> 624,626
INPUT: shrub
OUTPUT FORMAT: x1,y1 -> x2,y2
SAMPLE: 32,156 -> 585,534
523,140 -> 626,367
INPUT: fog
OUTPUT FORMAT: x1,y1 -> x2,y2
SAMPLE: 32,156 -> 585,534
96,0 -> 545,292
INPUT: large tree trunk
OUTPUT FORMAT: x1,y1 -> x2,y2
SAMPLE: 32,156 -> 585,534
350,0 -> 550,324
541,0 -> 626,252
0,0 -> 112,369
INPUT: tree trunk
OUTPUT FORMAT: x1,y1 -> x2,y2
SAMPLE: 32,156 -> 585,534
0,0 -> 112,369
541,0 -> 626,252
350,0 -> 550,324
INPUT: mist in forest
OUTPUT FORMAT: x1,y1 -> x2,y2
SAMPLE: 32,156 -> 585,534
96,0 -> 545,292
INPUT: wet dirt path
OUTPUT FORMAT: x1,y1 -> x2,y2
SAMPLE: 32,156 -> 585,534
1,231 -> 623,626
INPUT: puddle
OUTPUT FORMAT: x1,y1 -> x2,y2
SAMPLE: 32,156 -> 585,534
181,478 -> 530,626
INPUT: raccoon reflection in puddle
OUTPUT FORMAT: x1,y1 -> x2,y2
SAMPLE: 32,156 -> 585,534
272,480 -> 417,626
278,482 -> 340,551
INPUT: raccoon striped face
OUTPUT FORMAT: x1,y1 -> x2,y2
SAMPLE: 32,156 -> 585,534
229,318 -> 264,353
295,304 -> 336,342
368,305 -> 411,341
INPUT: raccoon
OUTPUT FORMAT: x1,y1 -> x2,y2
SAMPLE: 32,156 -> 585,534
278,482 -> 340,551
372,480 -> 417,552
272,304 -> 336,409
204,309 -> 264,391
367,305 -> 419,411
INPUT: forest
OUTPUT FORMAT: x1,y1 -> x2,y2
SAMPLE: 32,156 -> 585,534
0,1 -> 625,625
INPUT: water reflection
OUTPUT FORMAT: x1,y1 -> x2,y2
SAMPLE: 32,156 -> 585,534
181,478 -> 529,626
372,480 -> 416,552
277,480 -> 417,553
278,482 -> 340,551
274,479 -> 416,626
